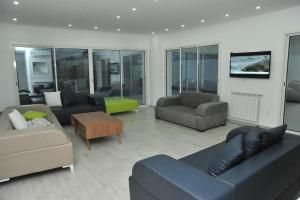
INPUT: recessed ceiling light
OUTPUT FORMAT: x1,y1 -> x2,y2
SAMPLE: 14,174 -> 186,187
152,32 -> 155,35
181,24 -> 185,28
132,8 -> 137,11
12,18 -> 18,22
117,28 -> 121,32
13,1 -> 19,5
116,15 -> 121,19
165,28 -> 169,32
94,26 -> 98,30
68,24 -> 72,27
256,6 -> 261,10
153,0 -> 158,2
225,13 -> 230,17
201,19 -> 205,23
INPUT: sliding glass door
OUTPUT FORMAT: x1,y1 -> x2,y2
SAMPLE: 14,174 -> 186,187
122,51 -> 145,104
284,35 -> 300,131
166,44 -> 218,96
93,50 -> 121,97
15,47 -> 56,105
198,45 -> 218,93
181,47 -> 198,92
166,49 -> 180,96
55,48 -> 90,94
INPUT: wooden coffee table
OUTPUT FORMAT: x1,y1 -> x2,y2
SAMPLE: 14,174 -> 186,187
71,112 -> 123,150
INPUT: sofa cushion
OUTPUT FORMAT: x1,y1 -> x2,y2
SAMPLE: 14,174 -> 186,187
260,124 -> 287,149
208,134 -> 244,176
243,127 -> 261,159
179,92 -> 219,108
61,87 -> 76,106
8,109 -> 28,130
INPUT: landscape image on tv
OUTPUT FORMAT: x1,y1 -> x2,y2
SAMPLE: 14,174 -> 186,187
230,51 -> 271,78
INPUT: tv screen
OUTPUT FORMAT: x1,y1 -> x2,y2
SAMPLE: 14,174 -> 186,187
230,51 -> 271,79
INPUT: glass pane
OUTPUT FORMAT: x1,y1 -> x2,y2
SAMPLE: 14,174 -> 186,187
15,47 -> 56,105
122,50 -> 145,104
166,49 -> 180,96
181,47 -> 197,92
93,50 -> 121,97
284,35 -> 300,131
56,48 -> 89,94
198,45 -> 218,94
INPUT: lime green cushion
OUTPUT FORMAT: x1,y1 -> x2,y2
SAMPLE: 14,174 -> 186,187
23,111 -> 48,121
105,97 -> 139,114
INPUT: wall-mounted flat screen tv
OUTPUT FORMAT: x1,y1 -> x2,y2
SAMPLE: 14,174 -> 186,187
230,51 -> 271,79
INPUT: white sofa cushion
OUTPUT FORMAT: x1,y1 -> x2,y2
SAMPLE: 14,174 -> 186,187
8,109 -> 28,129
44,91 -> 62,106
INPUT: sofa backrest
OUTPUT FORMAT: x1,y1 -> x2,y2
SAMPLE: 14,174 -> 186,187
179,92 -> 219,108
217,139 -> 300,200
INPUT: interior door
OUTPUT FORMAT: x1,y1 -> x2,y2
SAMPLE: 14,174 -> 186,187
284,34 -> 300,131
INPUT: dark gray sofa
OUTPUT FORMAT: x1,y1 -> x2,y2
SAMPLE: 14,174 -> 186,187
129,133 -> 300,200
155,92 -> 228,131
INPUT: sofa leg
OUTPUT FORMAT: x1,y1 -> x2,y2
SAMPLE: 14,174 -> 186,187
0,179 -> 10,183
63,165 -> 74,173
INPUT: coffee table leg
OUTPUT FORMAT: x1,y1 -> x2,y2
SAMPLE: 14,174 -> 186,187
117,134 -> 122,144
86,139 -> 90,150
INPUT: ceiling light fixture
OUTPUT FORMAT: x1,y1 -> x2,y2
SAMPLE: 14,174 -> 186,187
181,24 -> 185,28
225,13 -> 230,17
117,28 -> 121,32
165,28 -> 169,32
132,8 -> 137,11
94,26 -> 98,30
12,18 -> 18,22
256,6 -> 261,10
116,15 -> 121,19
68,24 -> 72,27
201,19 -> 205,23
152,32 -> 155,35
153,0 -> 158,2
13,1 -> 19,5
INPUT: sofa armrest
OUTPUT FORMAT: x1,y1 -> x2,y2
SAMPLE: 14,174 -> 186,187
156,96 -> 179,107
87,94 -> 105,106
131,155 -> 234,200
195,102 -> 228,117
0,126 -> 70,156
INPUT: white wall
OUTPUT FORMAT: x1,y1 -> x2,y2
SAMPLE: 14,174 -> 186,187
150,6 -> 300,127
0,23 -> 150,110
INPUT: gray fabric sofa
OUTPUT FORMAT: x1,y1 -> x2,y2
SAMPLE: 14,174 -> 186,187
0,105 -> 73,182
155,92 -> 228,131
129,134 -> 300,200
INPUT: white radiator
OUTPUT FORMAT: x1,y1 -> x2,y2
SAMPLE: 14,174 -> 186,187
229,92 -> 262,123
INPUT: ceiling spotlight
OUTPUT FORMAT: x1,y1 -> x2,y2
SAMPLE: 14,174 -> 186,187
153,0 -> 158,2
12,18 -> 18,22
117,28 -> 121,32
181,24 -> 185,28
13,1 -> 19,5
68,24 -> 72,27
94,26 -> 98,30
165,28 -> 169,32
152,32 -> 155,35
225,13 -> 230,17
132,8 -> 137,11
116,15 -> 121,19
201,19 -> 205,23
256,6 -> 261,10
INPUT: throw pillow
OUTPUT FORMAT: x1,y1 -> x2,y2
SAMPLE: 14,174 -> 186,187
259,124 -> 287,149
23,111 -> 48,121
243,127 -> 261,159
226,125 -> 257,142
8,109 -> 28,129
27,118 -> 52,128
44,91 -> 62,106
61,87 -> 75,106
207,134 -> 244,176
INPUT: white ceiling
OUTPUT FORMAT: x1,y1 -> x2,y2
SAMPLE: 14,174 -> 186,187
0,0 -> 300,35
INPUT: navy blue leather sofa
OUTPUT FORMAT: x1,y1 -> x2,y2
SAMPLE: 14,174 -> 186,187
129,134 -> 300,200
